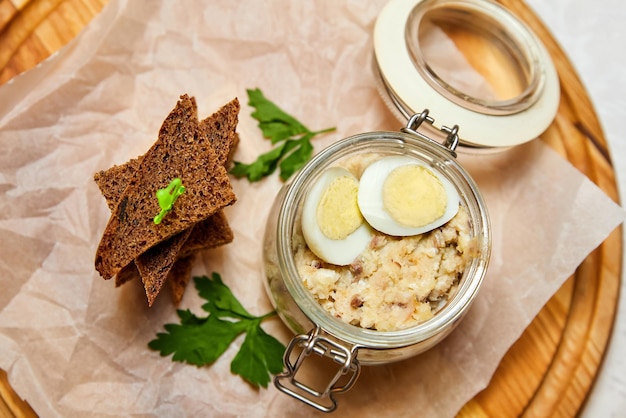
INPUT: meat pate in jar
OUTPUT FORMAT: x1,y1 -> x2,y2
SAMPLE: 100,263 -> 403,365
294,152 -> 479,332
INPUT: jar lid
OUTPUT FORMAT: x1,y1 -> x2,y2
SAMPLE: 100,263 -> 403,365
374,0 -> 560,149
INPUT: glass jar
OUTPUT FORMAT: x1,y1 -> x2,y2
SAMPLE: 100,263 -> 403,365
262,0 -> 560,409
263,111 -> 491,412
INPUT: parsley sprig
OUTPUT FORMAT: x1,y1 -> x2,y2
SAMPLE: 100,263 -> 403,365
230,88 -> 336,182
148,273 -> 285,388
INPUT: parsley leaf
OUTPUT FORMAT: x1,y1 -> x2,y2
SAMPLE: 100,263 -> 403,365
247,88 -> 308,144
230,139 -> 294,182
230,88 -> 335,182
196,272 -> 253,319
278,134 -> 315,181
148,273 -> 285,388
231,324 -> 286,388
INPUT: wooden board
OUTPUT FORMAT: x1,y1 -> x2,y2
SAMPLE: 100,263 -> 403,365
0,0 -> 622,416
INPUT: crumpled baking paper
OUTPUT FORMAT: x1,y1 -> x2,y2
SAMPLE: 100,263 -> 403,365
0,0 -> 623,417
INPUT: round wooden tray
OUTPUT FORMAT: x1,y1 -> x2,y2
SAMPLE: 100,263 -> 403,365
0,0 -> 622,416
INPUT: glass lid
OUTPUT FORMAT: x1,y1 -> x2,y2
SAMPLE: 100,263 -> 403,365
373,0 -> 560,149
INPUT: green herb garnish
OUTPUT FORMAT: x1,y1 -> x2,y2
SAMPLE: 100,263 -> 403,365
154,178 -> 185,224
230,88 -> 335,182
148,273 -> 285,388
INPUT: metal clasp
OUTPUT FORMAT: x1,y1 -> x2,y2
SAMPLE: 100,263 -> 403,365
274,327 -> 361,413
401,109 -> 460,157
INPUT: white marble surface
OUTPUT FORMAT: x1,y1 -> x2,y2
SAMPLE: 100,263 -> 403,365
524,0 -> 626,416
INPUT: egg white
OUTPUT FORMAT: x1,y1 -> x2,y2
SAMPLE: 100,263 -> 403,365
357,156 -> 460,236
301,167 -> 373,266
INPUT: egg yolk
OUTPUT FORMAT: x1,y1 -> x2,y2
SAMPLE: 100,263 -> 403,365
382,165 -> 447,228
317,176 -> 363,240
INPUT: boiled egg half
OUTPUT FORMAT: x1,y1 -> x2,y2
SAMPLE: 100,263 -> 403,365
357,156 -> 459,236
301,167 -> 373,266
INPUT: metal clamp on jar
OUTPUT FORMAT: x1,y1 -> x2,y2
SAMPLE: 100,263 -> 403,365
263,0 -> 559,412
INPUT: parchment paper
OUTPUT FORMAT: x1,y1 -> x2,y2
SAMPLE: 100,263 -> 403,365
0,1 -> 624,417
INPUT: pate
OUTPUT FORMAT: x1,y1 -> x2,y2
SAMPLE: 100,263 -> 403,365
294,154 -> 478,332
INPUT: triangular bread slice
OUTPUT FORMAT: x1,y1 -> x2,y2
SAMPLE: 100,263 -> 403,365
95,96 -> 239,304
94,95 -> 238,282
94,157 -> 141,211
94,104 -> 238,304
168,255 -> 196,304
95,157 -> 195,305
96,191 -> 234,305
93,106 -> 239,259
112,254 -> 195,304
135,229 -> 192,305
94,162 -> 234,260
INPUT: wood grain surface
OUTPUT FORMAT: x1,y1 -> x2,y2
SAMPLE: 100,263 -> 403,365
0,0 -> 622,416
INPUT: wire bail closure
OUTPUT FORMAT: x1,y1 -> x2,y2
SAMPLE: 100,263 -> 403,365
401,109 -> 460,157
274,327 -> 361,413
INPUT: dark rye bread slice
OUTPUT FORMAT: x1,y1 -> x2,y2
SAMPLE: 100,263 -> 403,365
168,255 -> 196,303
95,162 -> 234,258
167,211 -> 234,303
93,106 -> 239,258
94,118 -> 239,207
112,255 -> 194,304
136,228 -> 193,306
95,95 -> 238,281
95,157 -> 195,305
178,211 -> 233,257
94,157 -> 141,211
112,213 -> 232,305
106,212 -> 234,281
199,113 -> 240,168
107,212 -> 233,303
95,96 -> 239,305
94,121 -> 237,305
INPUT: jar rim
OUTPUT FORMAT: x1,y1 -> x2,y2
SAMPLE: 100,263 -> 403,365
405,0 -> 544,116
275,131 -> 491,349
